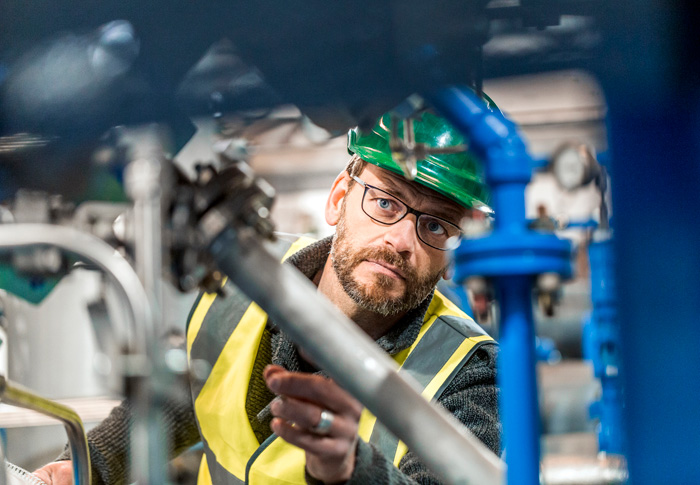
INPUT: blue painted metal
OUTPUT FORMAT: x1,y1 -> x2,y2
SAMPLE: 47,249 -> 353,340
428,87 -> 573,485
451,232 -> 571,278
535,336 -> 560,364
596,3 -> 700,479
583,236 -> 626,455
496,275 -> 541,481
601,98 -> 700,483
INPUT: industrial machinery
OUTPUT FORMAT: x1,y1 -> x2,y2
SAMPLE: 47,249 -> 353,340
0,1 -> 698,484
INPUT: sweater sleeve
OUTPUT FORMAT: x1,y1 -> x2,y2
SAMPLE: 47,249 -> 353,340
56,393 -> 201,485
343,343 -> 500,485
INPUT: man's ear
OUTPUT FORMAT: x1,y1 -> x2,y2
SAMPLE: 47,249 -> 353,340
325,171 -> 351,226
442,265 -> 454,281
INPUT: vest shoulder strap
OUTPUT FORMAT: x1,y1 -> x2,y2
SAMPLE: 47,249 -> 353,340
359,293 -> 495,467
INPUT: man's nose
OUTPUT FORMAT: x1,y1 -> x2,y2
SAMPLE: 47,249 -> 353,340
383,215 -> 418,254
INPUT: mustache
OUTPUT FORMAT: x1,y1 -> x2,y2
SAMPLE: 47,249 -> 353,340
359,246 -> 416,279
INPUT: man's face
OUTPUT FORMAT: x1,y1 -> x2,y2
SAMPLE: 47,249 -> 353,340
329,164 -> 468,316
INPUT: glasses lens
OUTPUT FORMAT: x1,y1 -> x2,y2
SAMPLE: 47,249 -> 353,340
417,215 -> 462,250
363,187 -> 406,223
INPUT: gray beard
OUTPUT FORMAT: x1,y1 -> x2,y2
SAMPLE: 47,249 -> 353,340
330,207 -> 443,316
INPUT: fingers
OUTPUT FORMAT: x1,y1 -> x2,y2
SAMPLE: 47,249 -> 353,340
270,396 -> 356,438
270,417 -> 350,457
263,366 -> 360,483
33,461 -> 74,485
263,365 -> 362,418
264,365 -> 359,449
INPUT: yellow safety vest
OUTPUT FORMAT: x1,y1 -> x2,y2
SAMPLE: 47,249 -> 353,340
186,238 -> 495,484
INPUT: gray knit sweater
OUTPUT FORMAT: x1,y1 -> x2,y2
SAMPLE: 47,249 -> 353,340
61,237 -> 500,484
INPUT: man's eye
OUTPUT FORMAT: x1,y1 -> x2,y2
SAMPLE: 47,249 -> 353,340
425,219 -> 447,235
375,198 -> 396,211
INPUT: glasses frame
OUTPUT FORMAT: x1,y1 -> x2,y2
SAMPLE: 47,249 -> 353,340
350,175 -> 463,251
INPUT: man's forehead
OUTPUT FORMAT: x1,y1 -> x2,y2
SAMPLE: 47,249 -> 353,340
363,164 -> 467,220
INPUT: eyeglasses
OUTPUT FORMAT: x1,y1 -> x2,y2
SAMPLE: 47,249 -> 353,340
351,175 -> 463,251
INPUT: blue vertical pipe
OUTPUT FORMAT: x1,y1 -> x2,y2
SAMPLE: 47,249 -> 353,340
429,87 -> 571,485
496,274 -> 541,482
585,237 -> 625,455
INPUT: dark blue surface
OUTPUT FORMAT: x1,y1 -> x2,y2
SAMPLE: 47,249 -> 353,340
604,100 -> 700,483
597,2 -> 700,478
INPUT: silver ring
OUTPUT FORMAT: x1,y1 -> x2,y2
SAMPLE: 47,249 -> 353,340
311,410 -> 334,435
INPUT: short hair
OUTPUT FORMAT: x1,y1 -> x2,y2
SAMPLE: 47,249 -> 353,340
345,154 -> 367,188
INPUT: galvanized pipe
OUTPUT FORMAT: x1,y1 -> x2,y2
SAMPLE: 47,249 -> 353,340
208,225 -> 505,485
0,376 -> 90,485
123,126 -> 172,485
123,126 -> 167,325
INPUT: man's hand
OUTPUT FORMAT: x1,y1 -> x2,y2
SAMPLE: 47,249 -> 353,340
33,461 -> 73,485
264,365 -> 363,484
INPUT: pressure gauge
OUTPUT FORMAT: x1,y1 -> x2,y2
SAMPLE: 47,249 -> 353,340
550,143 -> 599,191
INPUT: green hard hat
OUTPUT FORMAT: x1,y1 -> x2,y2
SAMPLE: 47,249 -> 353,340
347,97 -> 497,210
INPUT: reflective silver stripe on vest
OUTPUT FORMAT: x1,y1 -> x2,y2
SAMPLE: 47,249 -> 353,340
202,439 -> 245,485
368,314 -> 494,462
439,314 -> 489,339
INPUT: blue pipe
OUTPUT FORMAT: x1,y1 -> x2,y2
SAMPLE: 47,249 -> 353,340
496,274 -> 541,481
429,87 -> 572,485
585,237 -> 626,455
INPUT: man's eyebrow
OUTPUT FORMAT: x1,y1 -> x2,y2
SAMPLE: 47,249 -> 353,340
428,204 -> 464,224
378,176 -> 464,223
376,176 -> 411,200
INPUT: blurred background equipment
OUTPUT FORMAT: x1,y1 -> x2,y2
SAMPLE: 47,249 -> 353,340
0,1 -> 698,484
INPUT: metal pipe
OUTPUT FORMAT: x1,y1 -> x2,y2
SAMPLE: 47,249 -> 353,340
208,226 -> 505,485
0,224 -> 152,354
123,126 -> 167,326
0,376 -> 90,485
496,275 -> 541,484
541,454 -> 628,484
585,237 -> 625,454
0,223 -> 164,484
123,126 -> 172,485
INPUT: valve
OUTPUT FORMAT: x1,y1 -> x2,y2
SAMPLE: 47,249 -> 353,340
536,272 -> 562,317
465,276 -> 494,327
550,142 -> 600,192
168,152 -> 276,294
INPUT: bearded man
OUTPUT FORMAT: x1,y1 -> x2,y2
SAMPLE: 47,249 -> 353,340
35,108 -> 500,485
